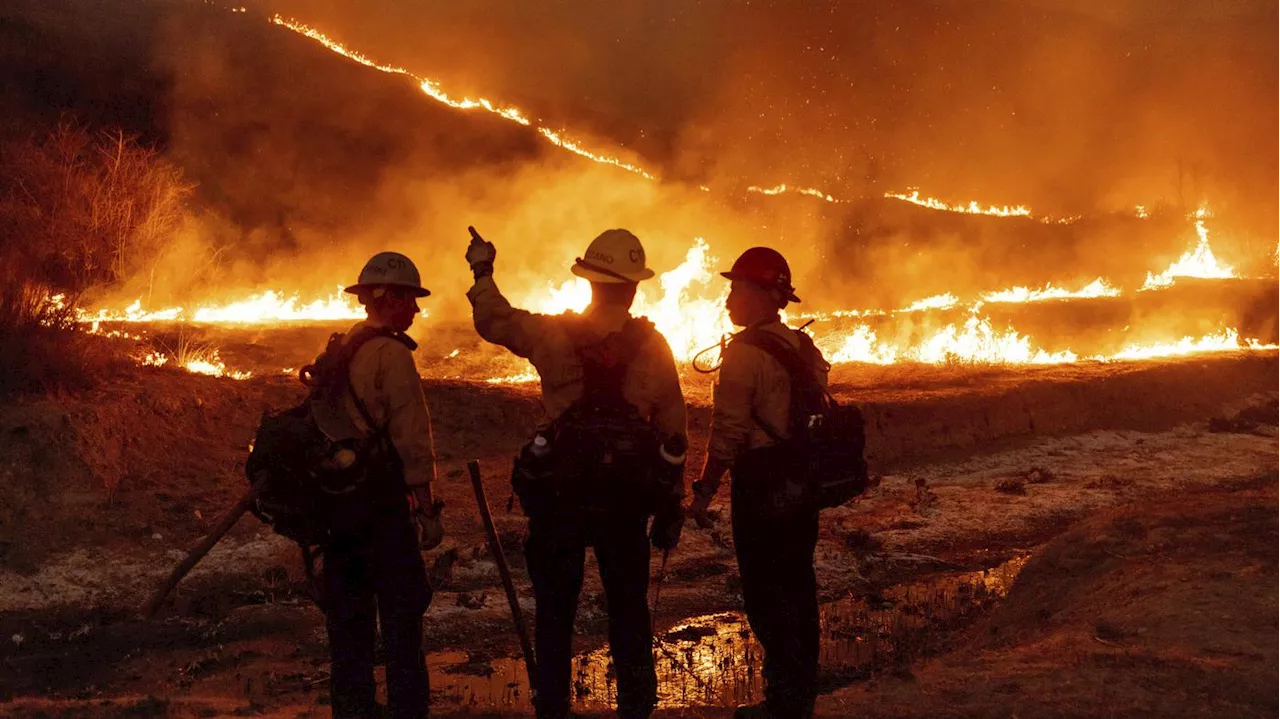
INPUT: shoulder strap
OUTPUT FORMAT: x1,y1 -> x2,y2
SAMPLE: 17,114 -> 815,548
733,327 -> 829,443
571,316 -> 655,399
340,324 -> 419,429
735,327 -> 818,387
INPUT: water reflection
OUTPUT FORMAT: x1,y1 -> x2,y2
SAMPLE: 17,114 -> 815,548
430,555 -> 1028,712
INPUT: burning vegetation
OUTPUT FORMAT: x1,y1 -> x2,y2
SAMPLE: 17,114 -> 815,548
0,8 -> 1261,384
0,3 -> 1276,718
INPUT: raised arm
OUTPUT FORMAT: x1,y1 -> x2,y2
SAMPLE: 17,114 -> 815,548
465,226 -> 551,359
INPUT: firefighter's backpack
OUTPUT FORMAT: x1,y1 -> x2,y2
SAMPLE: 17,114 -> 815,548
735,328 -> 870,509
244,326 -> 412,544
538,317 -> 663,514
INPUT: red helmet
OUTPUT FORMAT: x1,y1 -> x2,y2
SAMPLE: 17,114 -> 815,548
721,247 -> 801,303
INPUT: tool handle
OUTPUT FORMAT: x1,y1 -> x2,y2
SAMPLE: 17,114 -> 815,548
468,460 -> 538,695
142,474 -> 269,618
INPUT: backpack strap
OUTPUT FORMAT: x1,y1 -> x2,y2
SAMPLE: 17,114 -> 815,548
345,326 -> 416,435
570,316 -> 655,400
733,327 -> 827,444
301,325 -> 416,436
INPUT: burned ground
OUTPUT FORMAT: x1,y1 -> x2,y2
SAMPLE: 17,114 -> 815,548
0,354 -> 1275,717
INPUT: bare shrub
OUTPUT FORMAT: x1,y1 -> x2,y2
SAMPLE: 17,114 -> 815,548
0,117 -> 194,297
0,117 -> 193,395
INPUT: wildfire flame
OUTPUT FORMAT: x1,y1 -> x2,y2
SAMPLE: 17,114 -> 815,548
271,15 -> 653,181
819,314 -> 1077,366
981,278 -> 1120,304
901,293 -> 960,313
746,184 -> 841,203
1141,210 -> 1236,290
523,238 -> 733,361
140,348 -> 252,380
75,288 -> 365,324
418,79 -> 531,125
1105,328 -> 1258,361
884,189 -> 1033,219
47,12 -> 1275,381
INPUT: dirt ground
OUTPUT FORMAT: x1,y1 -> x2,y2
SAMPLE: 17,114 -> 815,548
0,354 -> 1275,717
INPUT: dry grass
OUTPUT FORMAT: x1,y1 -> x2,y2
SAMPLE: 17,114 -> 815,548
0,118 -> 194,397
0,326 -> 132,397
0,280 -> 131,397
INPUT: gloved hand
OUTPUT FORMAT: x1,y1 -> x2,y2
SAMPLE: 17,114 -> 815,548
466,226 -> 496,277
650,506 -> 684,552
408,489 -> 445,550
686,493 -> 715,529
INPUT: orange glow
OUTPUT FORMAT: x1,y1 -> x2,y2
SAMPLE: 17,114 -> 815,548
271,15 -> 654,181
982,278 -> 1120,304
900,293 -> 960,313
745,184 -> 841,203
522,238 -> 733,362
1102,329 -> 1272,361
75,288 -> 365,325
819,314 -> 1077,365
884,189 -> 1033,218
140,348 -> 252,380
45,12 -> 1275,381
1141,209 -> 1236,290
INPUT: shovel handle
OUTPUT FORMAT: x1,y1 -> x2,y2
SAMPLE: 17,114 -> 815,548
468,460 -> 538,697
141,475 -> 269,618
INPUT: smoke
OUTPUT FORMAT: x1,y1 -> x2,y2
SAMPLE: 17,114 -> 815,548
258,0 -> 1277,221
8,0 -> 1271,324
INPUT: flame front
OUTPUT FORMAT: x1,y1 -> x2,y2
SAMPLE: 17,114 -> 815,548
522,238 -> 733,362
981,278 -> 1120,304
140,348 -> 251,380
271,15 -> 653,182
47,12 -> 1277,381
1141,210 -> 1236,290
77,288 -> 364,325
818,315 -> 1078,366
884,189 -> 1033,219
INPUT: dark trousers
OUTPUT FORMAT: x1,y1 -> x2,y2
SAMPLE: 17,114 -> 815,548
324,507 -> 431,719
524,512 -> 656,719
732,477 -> 820,718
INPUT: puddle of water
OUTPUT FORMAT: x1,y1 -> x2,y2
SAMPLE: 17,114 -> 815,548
430,555 -> 1028,713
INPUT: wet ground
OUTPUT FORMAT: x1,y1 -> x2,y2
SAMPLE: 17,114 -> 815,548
0,361 -> 1274,717
430,555 -> 1028,714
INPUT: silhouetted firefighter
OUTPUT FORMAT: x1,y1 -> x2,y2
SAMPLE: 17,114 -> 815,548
689,247 -> 870,719
246,252 -> 444,719
466,226 -> 687,719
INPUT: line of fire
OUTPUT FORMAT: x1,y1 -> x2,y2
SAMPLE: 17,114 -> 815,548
0,1 -> 1275,717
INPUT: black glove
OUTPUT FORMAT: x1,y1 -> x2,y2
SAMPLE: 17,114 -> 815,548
410,496 -> 445,551
466,226 -> 496,279
650,506 -> 684,552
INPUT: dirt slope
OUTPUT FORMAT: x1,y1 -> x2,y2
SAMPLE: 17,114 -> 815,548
820,477 -> 1278,719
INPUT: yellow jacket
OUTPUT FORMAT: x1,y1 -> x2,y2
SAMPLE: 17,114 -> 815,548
708,318 -> 829,465
468,275 -> 686,439
339,320 -> 438,489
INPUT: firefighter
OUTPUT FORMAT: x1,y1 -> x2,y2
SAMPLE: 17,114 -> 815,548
322,252 -> 444,719
465,228 -> 687,719
687,247 -> 829,719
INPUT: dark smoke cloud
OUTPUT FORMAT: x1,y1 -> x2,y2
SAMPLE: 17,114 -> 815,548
4,0 -> 1272,322
261,0 -> 1277,225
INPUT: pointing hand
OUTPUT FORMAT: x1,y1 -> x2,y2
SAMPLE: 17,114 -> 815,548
466,226 -> 497,271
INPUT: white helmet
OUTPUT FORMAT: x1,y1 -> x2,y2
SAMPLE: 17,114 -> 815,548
570,229 -> 655,284
344,252 -> 430,297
